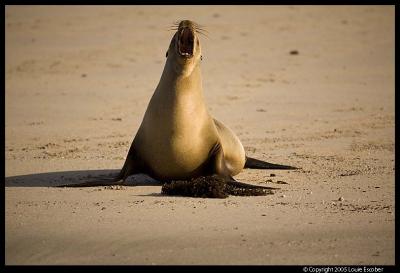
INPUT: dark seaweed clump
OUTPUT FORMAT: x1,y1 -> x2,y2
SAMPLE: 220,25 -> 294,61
161,175 -> 274,198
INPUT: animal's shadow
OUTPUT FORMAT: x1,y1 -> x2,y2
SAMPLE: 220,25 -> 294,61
5,169 -> 163,187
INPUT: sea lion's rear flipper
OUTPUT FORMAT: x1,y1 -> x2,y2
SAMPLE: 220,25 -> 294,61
161,175 -> 278,198
225,178 -> 278,196
202,143 -> 279,196
226,179 -> 279,190
244,156 -> 298,170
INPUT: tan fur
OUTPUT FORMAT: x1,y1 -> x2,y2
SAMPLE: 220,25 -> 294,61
132,20 -> 245,179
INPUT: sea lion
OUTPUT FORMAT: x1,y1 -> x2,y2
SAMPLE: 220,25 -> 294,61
60,20 -> 297,195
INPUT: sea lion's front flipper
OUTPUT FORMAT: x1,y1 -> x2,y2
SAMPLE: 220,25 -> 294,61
57,143 -> 143,187
57,174 -> 124,187
244,156 -> 299,170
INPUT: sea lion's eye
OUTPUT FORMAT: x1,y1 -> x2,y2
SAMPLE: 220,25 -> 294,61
201,55 -> 203,61
166,51 -> 168,58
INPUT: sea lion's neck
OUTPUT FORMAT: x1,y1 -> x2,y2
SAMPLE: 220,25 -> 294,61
157,60 -> 203,98
147,59 -> 208,127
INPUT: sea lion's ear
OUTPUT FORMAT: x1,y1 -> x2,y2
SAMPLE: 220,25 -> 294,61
166,51 -> 168,58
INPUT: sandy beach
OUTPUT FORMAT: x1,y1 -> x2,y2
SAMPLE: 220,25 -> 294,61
5,5 -> 395,265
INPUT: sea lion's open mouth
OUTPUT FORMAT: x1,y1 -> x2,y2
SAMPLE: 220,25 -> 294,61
178,27 -> 194,58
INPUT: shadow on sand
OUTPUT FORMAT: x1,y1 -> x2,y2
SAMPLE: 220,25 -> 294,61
5,169 -> 163,187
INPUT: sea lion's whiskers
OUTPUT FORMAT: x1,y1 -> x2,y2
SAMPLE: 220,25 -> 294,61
171,20 -> 206,30
194,25 -> 207,31
192,22 -> 206,29
195,29 -> 209,38
168,25 -> 208,38
172,21 -> 181,27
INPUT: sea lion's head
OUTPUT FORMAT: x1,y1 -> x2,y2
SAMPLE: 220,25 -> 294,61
166,20 -> 204,76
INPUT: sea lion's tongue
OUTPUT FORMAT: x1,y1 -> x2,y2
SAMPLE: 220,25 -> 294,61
180,28 -> 194,56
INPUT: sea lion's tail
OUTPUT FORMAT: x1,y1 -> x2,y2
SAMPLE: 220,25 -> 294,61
244,156 -> 298,170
